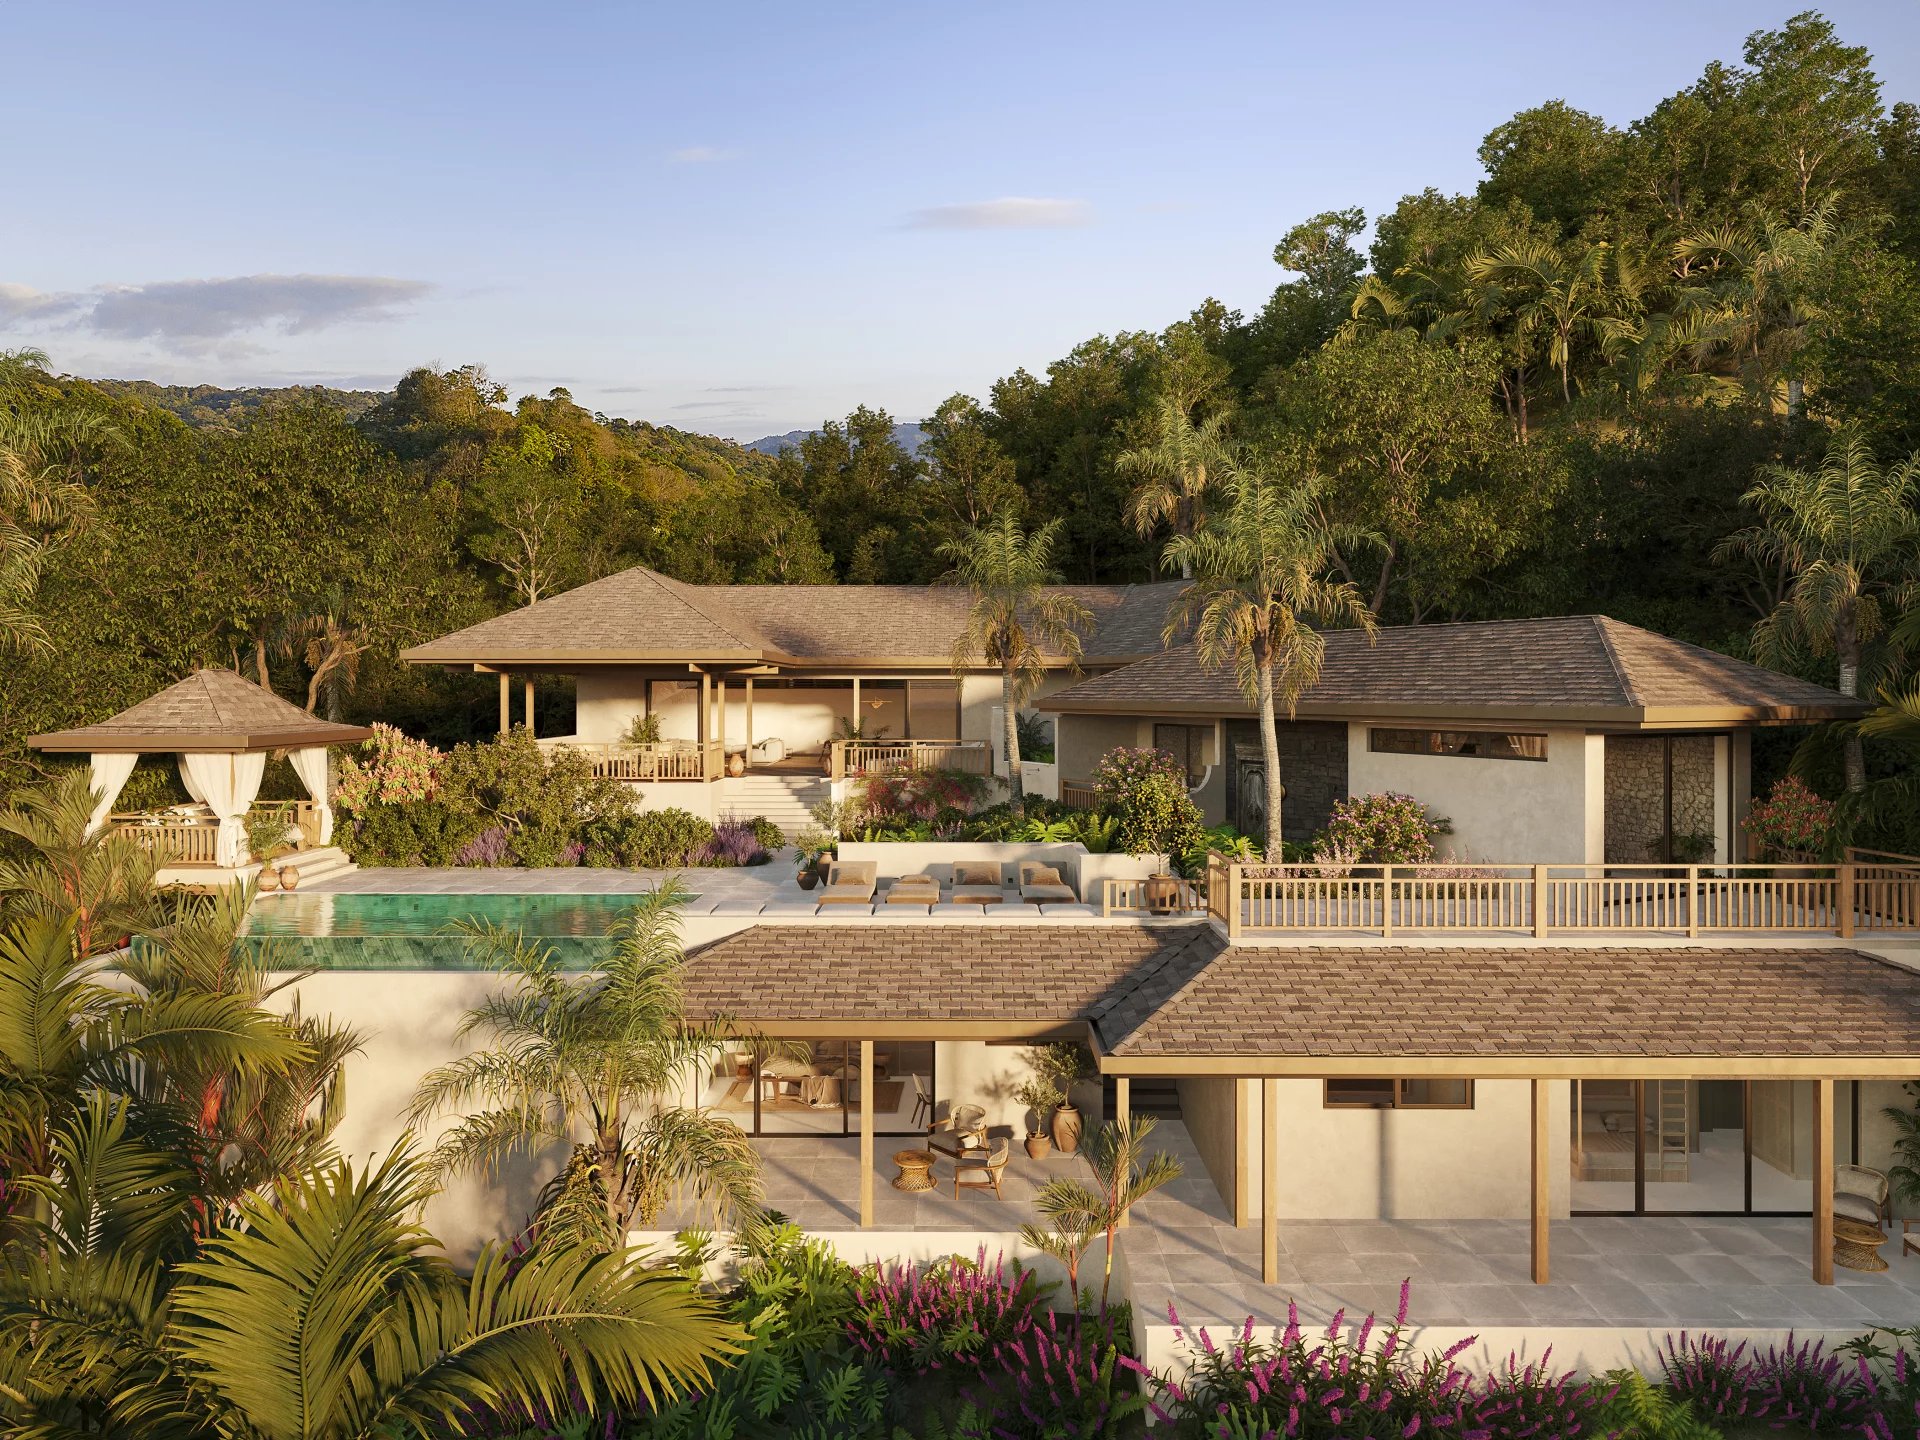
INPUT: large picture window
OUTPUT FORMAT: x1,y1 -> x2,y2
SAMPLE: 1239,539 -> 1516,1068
1369,729 -> 1547,762
1324,1079 -> 1475,1109
1153,723 -> 1210,787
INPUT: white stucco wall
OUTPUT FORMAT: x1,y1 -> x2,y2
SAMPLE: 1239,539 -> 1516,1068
1346,724 -> 1603,864
1238,1078 -> 1573,1221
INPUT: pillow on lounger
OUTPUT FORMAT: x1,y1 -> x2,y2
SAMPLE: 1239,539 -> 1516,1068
954,863 -> 1001,887
1024,865 -> 1064,888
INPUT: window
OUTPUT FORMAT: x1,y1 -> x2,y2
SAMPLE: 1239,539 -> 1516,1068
1153,723 -> 1211,787
1369,728 -> 1547,762
1324,1079 -> 1474,1109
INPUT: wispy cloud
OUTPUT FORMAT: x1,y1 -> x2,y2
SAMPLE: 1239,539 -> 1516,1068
906,197 -> 1091,230
0,274 -> 431,350
669,144 -> 737,164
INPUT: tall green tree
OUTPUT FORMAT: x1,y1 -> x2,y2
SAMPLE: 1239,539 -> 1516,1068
1117,393 -> 1234,576
1716,431 -> 1920,790
1163,457 -> 1377,859
940,514 -> 1093,804
0,349 -> 107,655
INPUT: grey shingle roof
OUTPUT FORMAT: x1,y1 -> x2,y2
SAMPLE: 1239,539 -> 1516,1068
402,565 -> 1185,666
29,670 -> 373,753
1039,615 -> 1862,721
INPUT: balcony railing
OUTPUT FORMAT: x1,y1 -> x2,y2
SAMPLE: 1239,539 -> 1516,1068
106,800 -> 318,868
829,739 -> 990,780
538,740 -> 724,782
1059,779 -> 1098,811
1203,849 -> 1920,940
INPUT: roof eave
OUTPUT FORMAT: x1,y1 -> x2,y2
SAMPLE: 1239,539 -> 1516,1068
29,725 -> 375,753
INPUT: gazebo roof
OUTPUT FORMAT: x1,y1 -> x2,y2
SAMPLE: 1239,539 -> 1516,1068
28,670 -> 374,754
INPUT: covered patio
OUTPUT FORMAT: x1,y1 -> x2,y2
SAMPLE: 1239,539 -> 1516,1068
28,668 -> 370,876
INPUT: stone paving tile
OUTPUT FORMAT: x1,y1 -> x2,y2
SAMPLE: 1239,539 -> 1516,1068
1669,1253 -> 1767,1286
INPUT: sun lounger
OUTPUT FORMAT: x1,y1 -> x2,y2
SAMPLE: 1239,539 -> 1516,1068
885,873 -> 941,904
947,861 -> 1006,905
819,859 -> 878,904
1018,859 -> 1077,905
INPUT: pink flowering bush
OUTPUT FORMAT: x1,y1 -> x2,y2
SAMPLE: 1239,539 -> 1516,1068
1741,775 -> 1836,861
1092,746 -> 1204,860
332,722 -> 443,816
1123,1283 -> 1608,1439
1317,792 -> 1453,865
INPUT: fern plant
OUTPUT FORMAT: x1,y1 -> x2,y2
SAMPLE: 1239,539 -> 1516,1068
1594,1370 -> 1723,1440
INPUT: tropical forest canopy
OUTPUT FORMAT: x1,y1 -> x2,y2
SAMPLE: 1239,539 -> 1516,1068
5,10 -> 1920,806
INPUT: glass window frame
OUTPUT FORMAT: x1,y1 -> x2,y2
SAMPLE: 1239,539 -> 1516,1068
1323,1078 -> 1475,1110
1368,728 -> 1548,763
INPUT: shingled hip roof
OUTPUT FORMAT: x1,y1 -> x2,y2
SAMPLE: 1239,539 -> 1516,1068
400,564 -> 1186,666
676,923 -> 1920,1076
1038,614 -> 1864,723
28,670 -> 373,754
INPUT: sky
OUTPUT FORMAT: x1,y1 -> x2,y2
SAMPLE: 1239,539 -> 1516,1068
4,1 -> 1920,442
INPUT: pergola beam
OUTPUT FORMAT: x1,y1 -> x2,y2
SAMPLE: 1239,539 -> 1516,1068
1262,1078 -> 1279,1284
859,1040 -> 875,1229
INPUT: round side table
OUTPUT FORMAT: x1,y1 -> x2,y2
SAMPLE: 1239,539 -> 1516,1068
892,1149 -> 936,1192
1833,1216 -> 1888,1272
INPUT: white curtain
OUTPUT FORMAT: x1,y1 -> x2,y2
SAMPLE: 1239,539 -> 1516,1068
287,746 -> 333,845
178,751 -> 266,867
84,753 -> 140,837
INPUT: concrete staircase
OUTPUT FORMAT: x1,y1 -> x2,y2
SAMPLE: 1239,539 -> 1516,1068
270,845 -> 355,888
1105,1076 -> 1183,1122
721,773 -> 829,841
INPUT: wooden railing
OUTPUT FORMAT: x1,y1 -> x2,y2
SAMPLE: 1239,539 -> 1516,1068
1060,780 -> 1098,811
109,813 -> 220,866
247,799 -> 320,850
829,739 -> 990,780
1208,857 -> 1920,940
1100,876 -> 1209,917
539,740 -> 724,782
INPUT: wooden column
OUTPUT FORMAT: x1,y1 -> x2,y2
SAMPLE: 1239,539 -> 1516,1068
716,679 -> 728,759
851,677 -> 862,732
1115,1077 -> 1131,1229
523,678 -> 534,733
1262,1078 -> 1279,1284
1813,1076 -> 1834,1284
859,1040 -> 875,1229
1531,1078 -> 1550,1284
698,673 -> 710,745
497,673 -> 510,735
744,678 -> 754,760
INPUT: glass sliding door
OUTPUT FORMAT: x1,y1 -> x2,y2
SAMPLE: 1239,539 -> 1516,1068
1571,1078 -> 1850,1215
704,1039 -> 936,1138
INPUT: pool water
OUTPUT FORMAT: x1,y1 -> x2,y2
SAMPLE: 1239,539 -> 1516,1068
241,892 -> 681,970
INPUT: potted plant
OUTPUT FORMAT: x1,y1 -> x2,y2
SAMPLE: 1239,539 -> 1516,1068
792,824 -> 834,890
1035,1041 -> 1095,1156
1013,1076 -> 1061,1159
626,712 -> 663,747
245,802 -> 299,890
1741,776 -> 1836,875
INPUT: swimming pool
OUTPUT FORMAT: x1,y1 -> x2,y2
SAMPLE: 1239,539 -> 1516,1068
241,892 -> 676,970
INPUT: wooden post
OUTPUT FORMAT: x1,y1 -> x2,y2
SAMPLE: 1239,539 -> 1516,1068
1686,866 -> 1700,939
698,673 -> 710,746
744,678 -> 754,763
851,676 -> 862,739
1532,864 -> 1549,938
1115,1077 -> 1131,1228
1262,1078 -> 1279,1284
1381,865 -> 1394,939
497,673 -> 510,736
523,678 -> 534,734
1233,1080 -> 1249,1227
1813,1076 -> 1834,1284
1531,1078 -> 1550,1284
716,679 -> 728,764
860,1040 -> 875,1229
1837,864 -> 1856,939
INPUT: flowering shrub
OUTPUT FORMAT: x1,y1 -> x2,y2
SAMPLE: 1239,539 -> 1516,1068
1741,775 -> 1836,861
454,825 -> 511,867
1849,1326 -> 1920,1440
860,766 -> 990,826
1317,792 -> 1453,865
332,722 -> 443,816
696,815 -> 770,867
1662,1331 -> 1869,1433
847,1252 -> 1049,1377
1126,1283 -> 1609,1439
578,808 -> 715,868
1091,746 -> 1204,860
955,1305 -> 1143,1439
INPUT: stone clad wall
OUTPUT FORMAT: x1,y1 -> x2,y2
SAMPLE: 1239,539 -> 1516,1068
1604,735 -> 1718,862
1222,720 -> 1348,843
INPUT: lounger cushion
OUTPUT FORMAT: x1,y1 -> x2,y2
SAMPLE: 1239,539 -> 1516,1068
948,887 -> 1005,905
1022,884 -> 1077,904
1023,864 -> 1064,888
954,862 -> 1001,887
825,860 -> 877,889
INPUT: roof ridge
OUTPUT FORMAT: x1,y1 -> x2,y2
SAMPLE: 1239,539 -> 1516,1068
645,570 -> 780,653
1587,615 -> 1645,708
1088,924 -> 1227,1051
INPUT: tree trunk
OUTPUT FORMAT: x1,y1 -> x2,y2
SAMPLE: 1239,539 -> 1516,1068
254,636 -> 270,690
1786,377 -> 1804,420
1003,661 -> 1025,805
1256,655 -> 1285,862
1839,619 -> 1865,793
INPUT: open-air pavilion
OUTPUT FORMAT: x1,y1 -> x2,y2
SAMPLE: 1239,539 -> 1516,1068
28,668 -> 371,875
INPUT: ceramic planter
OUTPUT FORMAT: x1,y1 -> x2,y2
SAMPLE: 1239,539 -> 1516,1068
1051,1102 -> 1083,1155
1025,1133 -> 1053,1160
277,864 -> 301,891
257,866 -> 281,893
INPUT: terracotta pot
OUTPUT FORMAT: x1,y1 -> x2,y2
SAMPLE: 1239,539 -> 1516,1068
277,864 -> 301,891
256,865 -> 281,893
727,752 -> 745,777
1025,1133 -> 1053,1160
1144,872 -> 1181,914
1051,1103 -> 1083,1155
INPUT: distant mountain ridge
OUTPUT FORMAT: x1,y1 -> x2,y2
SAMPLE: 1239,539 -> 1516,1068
747,421 -> 927,458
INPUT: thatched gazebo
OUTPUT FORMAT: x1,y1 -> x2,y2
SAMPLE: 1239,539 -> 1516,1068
28,669 -> 372,868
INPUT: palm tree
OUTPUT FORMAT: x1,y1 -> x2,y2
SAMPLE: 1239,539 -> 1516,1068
278,583 -> 373,719
1466,238 -> 1613,405
0,1148 -> 736,1437
1023,1115 -> 1181,1313
1163,456 -> 1377,860
940,515 -> 1093,805
1117,395 -> 1234,577
0,770 -> 160,958
1715,433 -> 1920,791
1673,204 -> 1832,417
409,880 -> 764,1247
